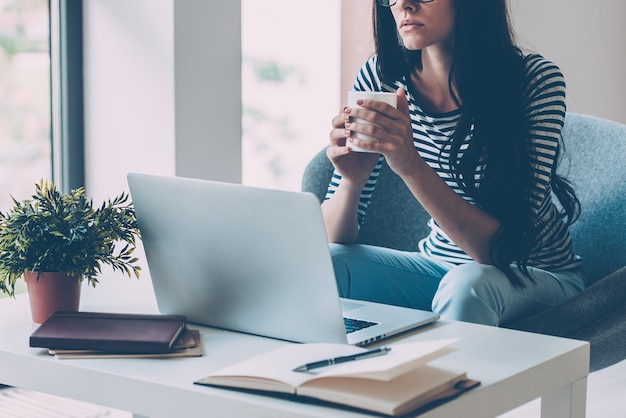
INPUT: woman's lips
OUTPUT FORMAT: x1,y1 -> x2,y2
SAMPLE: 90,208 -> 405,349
400,20 -> 425,30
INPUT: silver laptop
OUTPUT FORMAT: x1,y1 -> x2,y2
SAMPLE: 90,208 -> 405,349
127,173 -> 438,346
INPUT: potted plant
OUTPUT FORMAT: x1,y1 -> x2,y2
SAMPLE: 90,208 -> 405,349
0,180 -> 141,322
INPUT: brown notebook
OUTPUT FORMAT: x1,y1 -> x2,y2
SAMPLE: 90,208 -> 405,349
30,311 -> 187,353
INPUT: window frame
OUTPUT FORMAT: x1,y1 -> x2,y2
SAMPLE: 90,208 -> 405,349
50,0 -> 84,192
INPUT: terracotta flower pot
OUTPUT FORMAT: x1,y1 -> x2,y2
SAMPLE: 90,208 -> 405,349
23,271 -> 82,323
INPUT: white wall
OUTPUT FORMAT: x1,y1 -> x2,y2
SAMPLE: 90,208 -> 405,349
83,0 -> 241,202
510,0 -> 626,124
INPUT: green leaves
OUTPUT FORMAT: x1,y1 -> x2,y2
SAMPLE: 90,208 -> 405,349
0,180 -> 142,297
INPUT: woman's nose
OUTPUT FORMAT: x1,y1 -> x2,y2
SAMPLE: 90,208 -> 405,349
394,0 -> 417,11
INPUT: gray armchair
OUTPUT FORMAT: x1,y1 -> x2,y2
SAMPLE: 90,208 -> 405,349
302,113 -> 626,372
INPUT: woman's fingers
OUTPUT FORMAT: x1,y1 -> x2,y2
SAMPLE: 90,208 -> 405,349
326,143 -> 351,162
331,112 -> 345,129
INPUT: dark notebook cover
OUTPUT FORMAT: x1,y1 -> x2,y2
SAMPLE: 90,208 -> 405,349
30,311 -> 187,353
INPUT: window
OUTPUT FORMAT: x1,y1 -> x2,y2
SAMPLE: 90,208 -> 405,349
0,0 -> 51,211
241,0 -> 341,191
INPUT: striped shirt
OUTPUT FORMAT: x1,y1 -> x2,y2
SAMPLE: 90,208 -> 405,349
325,53 -> 581,271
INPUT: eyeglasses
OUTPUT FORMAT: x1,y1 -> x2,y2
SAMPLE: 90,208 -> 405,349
377,0 -> 434,6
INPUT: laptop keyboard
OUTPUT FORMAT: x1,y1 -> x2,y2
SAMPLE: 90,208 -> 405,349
344,317 -> 377,334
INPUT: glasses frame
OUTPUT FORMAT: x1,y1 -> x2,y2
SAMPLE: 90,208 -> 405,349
377,0 -> 434,7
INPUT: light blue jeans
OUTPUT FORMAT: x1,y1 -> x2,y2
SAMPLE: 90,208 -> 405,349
329,243 -> 586,326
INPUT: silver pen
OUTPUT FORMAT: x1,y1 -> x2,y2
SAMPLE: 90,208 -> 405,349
292,347 -> 391,372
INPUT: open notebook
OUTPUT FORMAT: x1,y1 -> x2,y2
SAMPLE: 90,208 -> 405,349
127,173 -> 438,346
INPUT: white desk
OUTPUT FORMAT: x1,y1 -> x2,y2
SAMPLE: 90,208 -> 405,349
0,272 -> 589,418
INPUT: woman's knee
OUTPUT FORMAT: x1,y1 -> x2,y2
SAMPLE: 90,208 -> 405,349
440,263 -> 505,296
432,263 -> 507,325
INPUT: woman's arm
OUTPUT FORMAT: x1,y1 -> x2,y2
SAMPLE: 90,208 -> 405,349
321,109 -> 380,243
321,179 -> 364,244
398,154 -> 501,264
346,88 -> 501,263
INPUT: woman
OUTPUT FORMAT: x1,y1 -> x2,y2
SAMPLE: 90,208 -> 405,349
322,0 -> 585,326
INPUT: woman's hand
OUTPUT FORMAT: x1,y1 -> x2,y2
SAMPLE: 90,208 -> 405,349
327,107 -> 380,189
345,88 -> 421,178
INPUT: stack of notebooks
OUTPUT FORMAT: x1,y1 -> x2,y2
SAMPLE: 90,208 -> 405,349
29,311 -> 203,359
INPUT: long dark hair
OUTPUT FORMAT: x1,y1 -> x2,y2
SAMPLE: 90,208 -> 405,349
373,0 -> 580,287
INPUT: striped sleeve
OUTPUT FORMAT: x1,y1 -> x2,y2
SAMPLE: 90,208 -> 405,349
522,54 -> 567,214
520,54 -> 581,270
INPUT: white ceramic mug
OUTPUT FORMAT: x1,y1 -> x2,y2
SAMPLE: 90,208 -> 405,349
347,91 -> 398,153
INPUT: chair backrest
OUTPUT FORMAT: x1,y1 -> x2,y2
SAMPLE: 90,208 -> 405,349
559,113 -> 626,284
301,150 -> 429,252
301,113 -> 626,285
